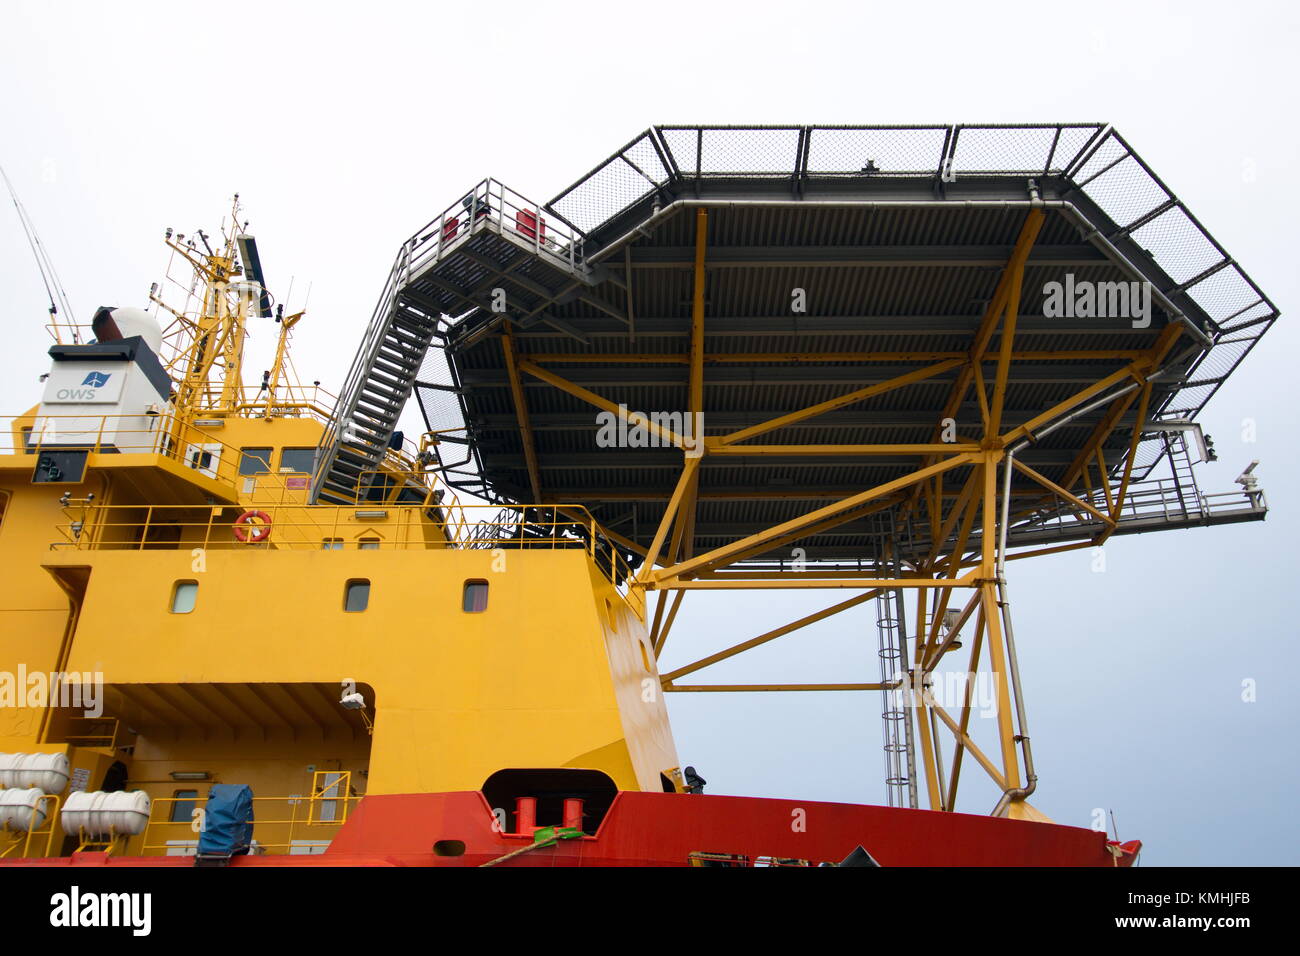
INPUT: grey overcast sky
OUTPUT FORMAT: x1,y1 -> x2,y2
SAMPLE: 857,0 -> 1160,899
2,0 -> 1296,865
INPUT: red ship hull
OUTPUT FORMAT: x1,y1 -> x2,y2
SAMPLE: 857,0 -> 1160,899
3,791 -> 1140,867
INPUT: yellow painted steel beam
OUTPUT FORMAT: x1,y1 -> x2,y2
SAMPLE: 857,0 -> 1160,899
653,574 -> 977,591
921,589 -> 981,674
987,239 -> 1028,436
638,454 -> 702,576
654,453 -> 977,582
648,590 -> 669,649
652,468 -> 700,656
981,456 -> 1001,574
678,466 -> 701,582
978,580 -> 1021,791
1096,445 -> 1115,514
919,487 -> 981,665
922,685 -> 1009,793
971,359 -> 992,436
715,359 -> 963,447
911,587 -> 943,809
677,496 -> 905,574
969,210 -> 1045,360
926,474 -> 941,544
1097,380 -> 1153,545
999,363 -> 1141,447
1058,389 -> 1139,497
694,569 -> 891,580
559,486 -> 1057,502
500,326 -> 542,502
1011,458 -> 1116,528
517,359 -> 691,450
660,589 -> 882,682
934,210 -> 1043,425
664,683 -> 888,692
520,350 -> 1148,364
923,468 -> 980,569
903,210 -> 1045,521
690,208 -> 707,419
653,589 -> 686,657
709,443 -> 981,456
945,612 -> 986,810
1044,323 -> 1182,494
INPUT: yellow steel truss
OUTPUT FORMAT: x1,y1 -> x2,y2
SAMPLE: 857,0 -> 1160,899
492,205 -> 1181,817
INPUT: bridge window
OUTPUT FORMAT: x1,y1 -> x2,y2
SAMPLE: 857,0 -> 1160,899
238,448 -> 273,475
279,447 -> 316,473
170,580 -> 199,614
463,580 -> 488,613
345,579 -> 370,612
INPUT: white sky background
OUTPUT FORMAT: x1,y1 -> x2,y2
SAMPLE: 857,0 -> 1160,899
2,0 -> 1297,864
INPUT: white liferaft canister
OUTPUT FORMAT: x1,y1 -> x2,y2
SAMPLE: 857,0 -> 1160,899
0,788 -> 48,832
0,752 -> 70,794
60,790 -> 151,838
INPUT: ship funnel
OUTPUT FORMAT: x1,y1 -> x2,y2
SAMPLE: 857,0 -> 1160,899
91,306 -> 163,355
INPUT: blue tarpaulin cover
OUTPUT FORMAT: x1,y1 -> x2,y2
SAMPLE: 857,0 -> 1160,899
197,784 -> 254,857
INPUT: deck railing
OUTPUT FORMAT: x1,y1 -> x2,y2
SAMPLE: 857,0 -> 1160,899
51,500 -> 644,616
141,773 -> 360,856
3,411 -> 439,505
407,177 -> 587,280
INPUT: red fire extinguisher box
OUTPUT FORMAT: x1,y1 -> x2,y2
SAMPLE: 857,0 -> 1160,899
515,209 -> 546,243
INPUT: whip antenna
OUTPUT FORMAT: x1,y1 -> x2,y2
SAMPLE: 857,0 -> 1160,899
0,162 -> 78,342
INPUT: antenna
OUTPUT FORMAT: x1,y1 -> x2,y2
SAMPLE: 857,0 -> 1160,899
236,233 -> 274,318
0,163 -> 78,342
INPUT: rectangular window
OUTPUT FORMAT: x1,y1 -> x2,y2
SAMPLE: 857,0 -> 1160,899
171,580 -> 199,614
463,580 -> 489,613
239,448 -> 273,475
322,538 -> 343,550
345,579 -> 370,612
184,444 -> 222,479
279,447 -> 316,473
358,538 -> 380,550
170,790 -> 199,823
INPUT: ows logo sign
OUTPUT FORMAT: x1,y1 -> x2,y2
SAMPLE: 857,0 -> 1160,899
44,368 -> 122,404
54,371 -> 112,400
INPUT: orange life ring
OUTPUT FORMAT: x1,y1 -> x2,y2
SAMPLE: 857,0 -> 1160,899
232,510 -> 272,543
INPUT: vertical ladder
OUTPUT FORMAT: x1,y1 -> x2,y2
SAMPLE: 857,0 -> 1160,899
1164,431 -> 1204,519
311,241 -> 439,505
875,571 -> 917,809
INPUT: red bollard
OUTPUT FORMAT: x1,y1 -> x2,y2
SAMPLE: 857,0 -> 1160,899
514,796 -> 536,835
563,797 -> 584,831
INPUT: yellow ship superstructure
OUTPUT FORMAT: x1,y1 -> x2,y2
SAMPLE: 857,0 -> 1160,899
0,205 -> 678,859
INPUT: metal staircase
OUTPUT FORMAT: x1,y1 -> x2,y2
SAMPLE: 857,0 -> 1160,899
313,178 -> 596,506
312,242 -> 438,505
